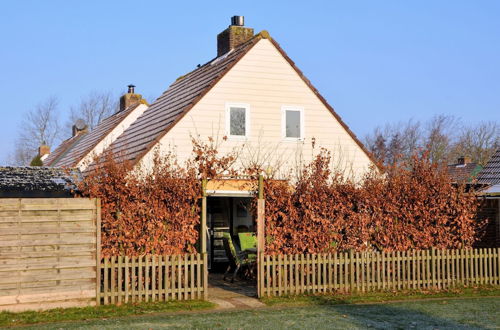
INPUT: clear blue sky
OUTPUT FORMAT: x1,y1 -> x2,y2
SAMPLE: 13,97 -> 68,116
1,0 -> 499,164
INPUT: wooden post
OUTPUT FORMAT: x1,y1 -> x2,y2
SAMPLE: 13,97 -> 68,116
95,198 -> 101,306
257,174 -> 265,297
201,179 -> 208,300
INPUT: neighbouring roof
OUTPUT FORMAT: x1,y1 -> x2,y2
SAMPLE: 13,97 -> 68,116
0,167 -> 79,197
44,132 -> 87,166
447,162 -> 482,183
477,148 -> 500,185
107,31 -> 378,168
52,103 -> 144,168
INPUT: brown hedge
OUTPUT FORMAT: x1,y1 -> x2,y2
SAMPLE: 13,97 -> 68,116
261,149 -> 484,254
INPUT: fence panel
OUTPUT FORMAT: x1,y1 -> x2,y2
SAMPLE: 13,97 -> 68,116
99,253 -> 207,305
259,248 -> 500,297
0,198 -> 99,312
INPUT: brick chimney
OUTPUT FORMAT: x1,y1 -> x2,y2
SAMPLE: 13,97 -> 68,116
217,16 -> 254,57
457,156 -> 471,165
38,144 -> 50,161
119,84 -> 145,112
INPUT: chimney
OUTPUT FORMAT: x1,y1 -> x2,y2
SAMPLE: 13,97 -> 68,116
217,16 -> 254,57
72,119 -> 88,137
38,144 -> 50,161
457,156 -> 471,165
119,84 -> 144,112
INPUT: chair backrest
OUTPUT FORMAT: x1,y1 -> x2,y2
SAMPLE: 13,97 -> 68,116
238,232 -> 257,251
222,232 -> 239,266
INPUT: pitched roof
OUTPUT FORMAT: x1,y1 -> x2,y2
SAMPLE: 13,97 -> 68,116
108,31 -> 377,167
0,166 -> 78,197
477,148 -> 500,185
44,132 -> 87,166
52,103 -> 144,168
447,162 -> 482,183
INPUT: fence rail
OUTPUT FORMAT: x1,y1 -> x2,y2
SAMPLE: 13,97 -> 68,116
99,254 -> 208,305
259,248 -> 500,297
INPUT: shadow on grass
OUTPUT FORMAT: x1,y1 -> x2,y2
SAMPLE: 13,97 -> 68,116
324,302 -> 481,329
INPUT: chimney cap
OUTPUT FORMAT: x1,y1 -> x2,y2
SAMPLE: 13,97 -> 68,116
127,84 -> 136,94
231,16 -> 244,26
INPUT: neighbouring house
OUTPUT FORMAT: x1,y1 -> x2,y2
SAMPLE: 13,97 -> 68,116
94,16 -> 378,266
447,156 -> 482,184
0,167 -> 78,198
475,148 -> 500,247
44,85 -> 148,171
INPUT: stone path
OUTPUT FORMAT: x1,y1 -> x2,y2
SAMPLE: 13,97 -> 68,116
207,273 -> 265,310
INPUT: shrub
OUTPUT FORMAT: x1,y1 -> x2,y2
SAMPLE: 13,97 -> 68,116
262,150 -> 482,254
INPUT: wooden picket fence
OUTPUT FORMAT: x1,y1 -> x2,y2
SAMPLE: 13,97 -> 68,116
259,248 -> 500,297
98,254 -> 208,305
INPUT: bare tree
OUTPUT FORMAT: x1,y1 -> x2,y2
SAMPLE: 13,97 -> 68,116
10,97 -> 61,165
424,115 -> 458,164
68,91 -> 117,132
365,115 -> 499,166
453,121 -> 500,166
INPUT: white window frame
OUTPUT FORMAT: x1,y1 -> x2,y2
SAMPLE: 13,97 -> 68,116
281,106 -> 305,141
225,103 -> 250,139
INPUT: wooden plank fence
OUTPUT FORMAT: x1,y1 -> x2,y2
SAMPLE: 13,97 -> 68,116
0,198 -> 100,312
98,254 -> 208,305
259,248 -> 500,297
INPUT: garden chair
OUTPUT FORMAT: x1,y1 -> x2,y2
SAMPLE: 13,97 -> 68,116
222,232 -> 254,282
238,232 -> 257,261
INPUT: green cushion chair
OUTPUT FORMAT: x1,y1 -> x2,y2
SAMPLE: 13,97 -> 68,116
222,232 -> 254,282
238,232 -> 257,261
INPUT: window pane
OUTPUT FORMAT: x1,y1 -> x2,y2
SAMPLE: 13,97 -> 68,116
230,107 -> 246,136
286,110 -> 301,138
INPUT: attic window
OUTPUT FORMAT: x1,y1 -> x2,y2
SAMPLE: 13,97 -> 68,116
282,107 -> 304,140
226,103 -> 250,138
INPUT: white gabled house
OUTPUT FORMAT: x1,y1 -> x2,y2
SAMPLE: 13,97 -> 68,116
107,18 -> 377,179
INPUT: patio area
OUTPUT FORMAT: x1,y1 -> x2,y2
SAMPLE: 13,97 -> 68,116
208,272 -> 263,309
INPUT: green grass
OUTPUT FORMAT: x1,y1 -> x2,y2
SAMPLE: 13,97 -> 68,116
0,300 -> 215,328
1,287 -> 498,328
16,297 -> 500,329
261,285 -> 500,307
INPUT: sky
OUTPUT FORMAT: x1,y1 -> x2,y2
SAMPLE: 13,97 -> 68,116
1,0 -> 499,164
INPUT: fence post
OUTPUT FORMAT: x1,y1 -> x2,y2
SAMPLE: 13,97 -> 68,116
257,174 -> 265,298
201,179 -> 208,300
95,198 -> 101,306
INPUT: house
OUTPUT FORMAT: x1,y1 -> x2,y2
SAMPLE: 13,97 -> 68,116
475,148 -> 500,247
44,85 -> 148,171
447,156 -> 482,183
107,17 -> 376,176
98,16 -> 378,266
0,167 -> 78,198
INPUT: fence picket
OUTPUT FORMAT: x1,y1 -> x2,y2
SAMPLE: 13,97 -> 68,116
117,256 -> 122,304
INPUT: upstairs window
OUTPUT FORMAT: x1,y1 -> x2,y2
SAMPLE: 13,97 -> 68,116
226,104 -> 250,138
283,107 -> 304,140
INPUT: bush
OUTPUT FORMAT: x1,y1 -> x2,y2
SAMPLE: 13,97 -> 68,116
262,150 -> 482,254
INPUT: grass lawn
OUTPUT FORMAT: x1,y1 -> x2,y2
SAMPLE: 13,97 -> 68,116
0,300 -> 214,328
261,285 -> 500,307
16,297 -> 499,329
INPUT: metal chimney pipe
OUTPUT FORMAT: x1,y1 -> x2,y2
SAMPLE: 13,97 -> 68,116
231,16 -> 244,26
